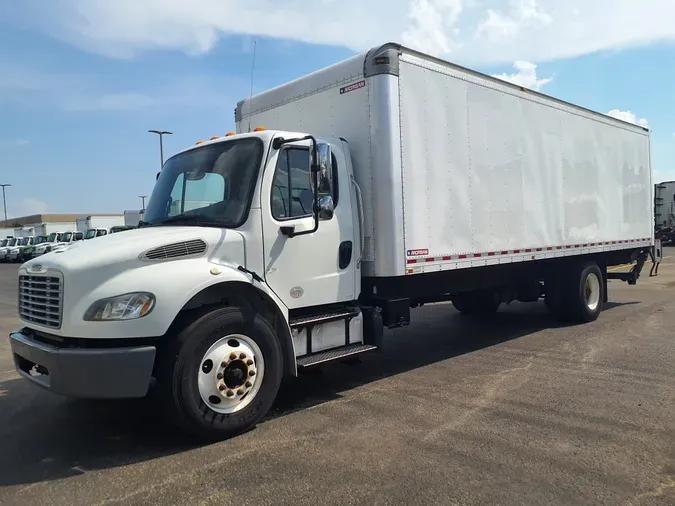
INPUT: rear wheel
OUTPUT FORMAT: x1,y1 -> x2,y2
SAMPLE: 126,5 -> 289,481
156,307 -> 283,440
546,262 -> 604,323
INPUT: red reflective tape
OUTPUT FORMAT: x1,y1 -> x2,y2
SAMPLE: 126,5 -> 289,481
473,253 -> 482,258
425,258 -> 435,263
458,254 -> 467,259
547,247 -> 553,251
536,248 -> 543,252
488,252 -> 496,256
525,249 -> 532,252
441,256 -> 451,261
513,249 -> 521,253
566,245 -> 572,249
501,251 -> 509,255
407,259 -> 415,264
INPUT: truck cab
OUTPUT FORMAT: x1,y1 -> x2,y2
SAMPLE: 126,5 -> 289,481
7,236 -> 36,262
0,237 -> 17,262
51,230 -> 84,252
32,232 -> 64,257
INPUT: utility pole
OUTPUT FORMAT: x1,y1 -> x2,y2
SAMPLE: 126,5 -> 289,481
0,184 -> 10,227
148,130 -> 173,169
139,195 -> 147,210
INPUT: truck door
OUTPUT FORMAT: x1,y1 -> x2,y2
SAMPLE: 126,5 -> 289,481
261,140 -> 357,309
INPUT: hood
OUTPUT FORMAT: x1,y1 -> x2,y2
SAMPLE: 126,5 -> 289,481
22,226 -> 245,274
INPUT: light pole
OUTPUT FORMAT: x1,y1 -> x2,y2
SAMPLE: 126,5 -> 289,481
0,184 -> 10,227
139,195 -> 147,210
148,130 -> 173,169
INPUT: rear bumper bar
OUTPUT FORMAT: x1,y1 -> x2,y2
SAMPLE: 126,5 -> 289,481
9,330 -> 156,399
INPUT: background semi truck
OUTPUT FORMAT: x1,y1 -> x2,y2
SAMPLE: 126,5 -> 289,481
10,43 -> 654,440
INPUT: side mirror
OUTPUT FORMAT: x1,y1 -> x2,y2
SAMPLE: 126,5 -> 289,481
156,172 -> 161,180
318,195 -> 334,221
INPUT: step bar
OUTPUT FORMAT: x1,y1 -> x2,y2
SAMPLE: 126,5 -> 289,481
296,344 -> 378,369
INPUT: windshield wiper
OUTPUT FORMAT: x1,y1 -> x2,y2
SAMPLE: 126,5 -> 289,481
137,220 -> 154,228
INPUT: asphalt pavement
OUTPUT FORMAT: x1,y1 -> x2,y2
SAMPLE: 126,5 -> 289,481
0,254 -> 673,506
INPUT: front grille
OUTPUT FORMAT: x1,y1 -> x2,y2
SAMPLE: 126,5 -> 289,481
19,275 -> 63,329
142,239 -> 207,260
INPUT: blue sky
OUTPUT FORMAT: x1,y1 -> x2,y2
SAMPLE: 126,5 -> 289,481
1,0 -> 674,217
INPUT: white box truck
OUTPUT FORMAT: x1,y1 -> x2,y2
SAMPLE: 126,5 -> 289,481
9,43 -> 656,440
124,209 -> 144,227
77,215 -> 125,240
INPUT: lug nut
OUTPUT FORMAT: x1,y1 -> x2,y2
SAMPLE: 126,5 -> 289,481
217,373 -> 223,380
221,361 -> 227,368
239,353 -> 246,359
237,389 -> 244,396
219,384 -> 225,391
226,390 -> 235,397
245,381 -> 252,388
246,359 -> 253,366
229,353 -> 237,360
249,370 -> 255,377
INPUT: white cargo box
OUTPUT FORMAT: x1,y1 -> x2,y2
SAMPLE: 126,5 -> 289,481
237,43 -> 653,278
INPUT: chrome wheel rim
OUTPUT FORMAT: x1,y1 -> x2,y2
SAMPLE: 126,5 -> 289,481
584,272 -> 601,311
197,334 -> 265,414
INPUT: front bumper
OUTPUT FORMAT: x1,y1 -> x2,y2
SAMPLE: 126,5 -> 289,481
8,252 -> 19,261
9,330 -> 156,398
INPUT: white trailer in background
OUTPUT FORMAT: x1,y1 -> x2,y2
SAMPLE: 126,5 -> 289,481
76,215 -> 125,239
0,228 -> 14,238
124,210 -> 144,227
34,223 -> 76,236
14,227 -> 35,238
10,43 -> 655,440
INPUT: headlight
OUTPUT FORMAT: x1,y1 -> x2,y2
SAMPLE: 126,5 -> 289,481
83,292 -> 155,321
44,246 -> 52,253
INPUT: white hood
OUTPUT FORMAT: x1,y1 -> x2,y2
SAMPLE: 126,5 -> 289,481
22,226 -> 246,274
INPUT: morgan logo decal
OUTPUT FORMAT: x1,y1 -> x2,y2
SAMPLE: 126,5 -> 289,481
340,80 -> 366,95
290,286 -> 304,299
407,249 -> 429,257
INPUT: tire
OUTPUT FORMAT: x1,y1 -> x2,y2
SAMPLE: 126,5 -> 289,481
156,307 -> 284,440
546,262 -> 604,323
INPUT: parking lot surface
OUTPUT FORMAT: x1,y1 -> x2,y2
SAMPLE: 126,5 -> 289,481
0,255 -> 674,506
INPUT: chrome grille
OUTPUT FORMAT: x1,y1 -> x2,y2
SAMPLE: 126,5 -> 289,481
143,239 -> 207,260
19,274 -> 63,329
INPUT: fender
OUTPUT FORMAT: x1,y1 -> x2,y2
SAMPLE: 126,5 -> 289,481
172,270 -> 298,377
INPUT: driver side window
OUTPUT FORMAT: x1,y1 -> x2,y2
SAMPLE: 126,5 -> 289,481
271,148 -> 337,220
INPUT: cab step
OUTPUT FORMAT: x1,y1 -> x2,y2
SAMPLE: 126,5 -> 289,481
290,308 -> 361,329
297,344 -> 378,369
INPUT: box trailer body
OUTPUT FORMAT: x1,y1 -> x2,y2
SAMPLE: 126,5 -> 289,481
14,227 -> 35,238
124,210 -> 144,227
236,44 -> 653,285
34,223 -> 76,236
77,215 -> 125,235
9,43 -> 656,441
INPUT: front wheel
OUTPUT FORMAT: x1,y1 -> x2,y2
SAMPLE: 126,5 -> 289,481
156,307 -> 283,440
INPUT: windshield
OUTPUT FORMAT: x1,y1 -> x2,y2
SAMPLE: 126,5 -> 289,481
61,232 -> 72,242
85,229 -> 97,240
143,138 -> 264,228
18,238 -> 30,246
0,239 -> 6,247
46,233 -> 61,243
34,236 -> 47,245
7,238 -> 17,247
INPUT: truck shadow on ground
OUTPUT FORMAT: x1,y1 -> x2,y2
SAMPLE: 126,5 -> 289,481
0,299 -> 637,488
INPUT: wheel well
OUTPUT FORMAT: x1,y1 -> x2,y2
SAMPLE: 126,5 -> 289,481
168,282 -> 296,377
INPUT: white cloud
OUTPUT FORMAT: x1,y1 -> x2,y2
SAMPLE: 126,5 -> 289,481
7,198 -> 49,219
606,109 -> 649,128
0,138 -> 30,147
3,0 -> 675,64
0,62 -> 244,112
491,61 -> 552,91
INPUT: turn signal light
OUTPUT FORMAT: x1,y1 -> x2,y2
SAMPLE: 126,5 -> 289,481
210,136 -> 220,140
195,140 -> 205,145
253,126 -> 265,132
225,132 -> 236,137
